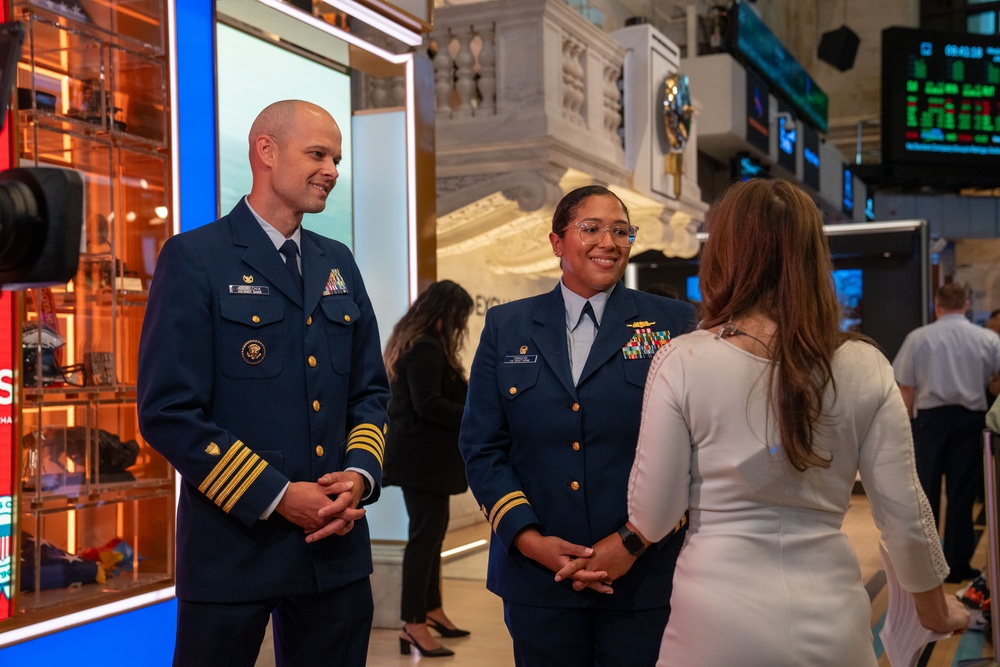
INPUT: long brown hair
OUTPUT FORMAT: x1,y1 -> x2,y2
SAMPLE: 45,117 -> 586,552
699,179 -> 862,471
383,280 -> 474,383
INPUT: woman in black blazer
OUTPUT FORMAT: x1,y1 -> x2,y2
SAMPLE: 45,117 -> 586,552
383,280 -> 474,658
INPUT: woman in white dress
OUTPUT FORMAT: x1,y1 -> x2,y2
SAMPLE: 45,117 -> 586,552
559,179 -> 969,666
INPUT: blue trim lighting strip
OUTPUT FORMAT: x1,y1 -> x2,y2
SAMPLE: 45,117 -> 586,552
176,0 -> 219,231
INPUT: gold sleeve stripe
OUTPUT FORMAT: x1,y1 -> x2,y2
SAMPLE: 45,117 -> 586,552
487,491 -> 528,528
348,430 -> 384,456
346,442 -> 384,467
202,445 -> 252,498
349,423 -> 385,451
198,439 -> 245,493
222,459 -> 269,513
491,497 -> 529,531
350,422 -> 385,443
204,446 -> 252,500
213,453 -> 262,507
349,439 -> 383,463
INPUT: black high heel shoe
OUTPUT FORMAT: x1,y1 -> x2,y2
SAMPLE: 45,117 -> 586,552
426,617 -> 471,638
399,627 -> 455,657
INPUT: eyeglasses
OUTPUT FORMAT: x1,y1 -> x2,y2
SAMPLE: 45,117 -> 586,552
571,221 -> 638,247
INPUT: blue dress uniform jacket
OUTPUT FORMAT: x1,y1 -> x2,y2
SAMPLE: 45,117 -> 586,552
459,282 -> 697,609
137,199 -> 389,602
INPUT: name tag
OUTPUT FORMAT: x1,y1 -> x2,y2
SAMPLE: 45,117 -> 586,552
504,355 -> 538,364
229,285 -> 270,295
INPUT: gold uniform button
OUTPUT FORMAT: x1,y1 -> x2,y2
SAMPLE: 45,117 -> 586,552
308,356 -> 317,367
509,387 -> 517,395
252,315 -> 260,323
344,314 -> 351,323
315,445 -> 324,457
572,402 -> 580,412
572,441 -> 581,451
570,481 -> 580,491
312,400 -> 321,412
306,316 -> 313,326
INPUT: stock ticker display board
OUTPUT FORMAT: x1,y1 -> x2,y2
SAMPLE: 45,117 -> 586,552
883,27 -> 1000,184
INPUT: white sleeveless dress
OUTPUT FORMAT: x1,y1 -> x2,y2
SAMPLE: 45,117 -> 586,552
628,331 -> 947,667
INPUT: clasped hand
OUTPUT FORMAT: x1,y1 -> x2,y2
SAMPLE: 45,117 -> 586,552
515,528 -> 633,595
276,471 -> 366,543
552,532 -> 640,593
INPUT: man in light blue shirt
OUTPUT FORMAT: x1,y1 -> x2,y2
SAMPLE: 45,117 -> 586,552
893,283 -> 1000,582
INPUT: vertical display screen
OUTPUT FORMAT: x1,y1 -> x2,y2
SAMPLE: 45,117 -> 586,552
843,166 -> 854,216
834,268 -> 863,332
216,23 -> 353,244
777,101 -> 797,173
803,124 -> 820,190
0,0 -> 13,621
0,293 -> 14,621
745,67 -> 770,154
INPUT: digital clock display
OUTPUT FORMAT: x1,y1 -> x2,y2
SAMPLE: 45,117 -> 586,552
883,27 -> 1000,175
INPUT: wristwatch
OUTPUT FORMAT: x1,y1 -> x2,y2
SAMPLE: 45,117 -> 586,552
617,525 -> 646,558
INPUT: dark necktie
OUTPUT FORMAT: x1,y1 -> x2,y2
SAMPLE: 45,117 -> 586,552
581,301 -> 599,330
278,239 -> 302,295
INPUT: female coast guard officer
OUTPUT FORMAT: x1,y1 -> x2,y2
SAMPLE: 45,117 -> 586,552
458,185 -> 697,665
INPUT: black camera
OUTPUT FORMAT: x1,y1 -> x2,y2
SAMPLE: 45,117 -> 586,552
0,21 -> 85,290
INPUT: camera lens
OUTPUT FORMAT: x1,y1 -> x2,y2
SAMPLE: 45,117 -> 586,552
0,176 -> 43,274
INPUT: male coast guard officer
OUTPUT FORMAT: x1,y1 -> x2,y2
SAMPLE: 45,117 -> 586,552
459,185 -> 697,665
137,100 -> 389,667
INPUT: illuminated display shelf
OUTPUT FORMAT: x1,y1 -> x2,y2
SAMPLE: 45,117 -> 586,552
3,0 -> 174,630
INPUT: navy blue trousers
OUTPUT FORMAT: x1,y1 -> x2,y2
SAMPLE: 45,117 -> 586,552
911,405 -> 985,576
173,577 -> 373,667
503,600 -> 669,666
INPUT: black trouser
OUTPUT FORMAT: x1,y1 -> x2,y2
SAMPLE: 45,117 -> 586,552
912,405 -> 985,575
401,487 -> 451,623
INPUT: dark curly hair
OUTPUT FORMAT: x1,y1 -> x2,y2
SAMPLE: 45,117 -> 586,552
383,280 -> 474,383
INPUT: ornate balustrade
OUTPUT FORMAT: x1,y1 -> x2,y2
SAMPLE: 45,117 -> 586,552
429,0 -> 628,217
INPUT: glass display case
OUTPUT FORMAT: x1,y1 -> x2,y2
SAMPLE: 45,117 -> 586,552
5,0 -> 173,628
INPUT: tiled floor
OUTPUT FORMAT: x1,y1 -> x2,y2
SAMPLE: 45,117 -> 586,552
254,498 -> 995,666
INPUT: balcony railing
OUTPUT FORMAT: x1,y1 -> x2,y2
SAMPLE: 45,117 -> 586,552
428,0 -> 629,214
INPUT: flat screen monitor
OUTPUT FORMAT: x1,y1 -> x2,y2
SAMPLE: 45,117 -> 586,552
882,26 -> 1000,184
833,268 -> 862,331
843,166 -> 854,216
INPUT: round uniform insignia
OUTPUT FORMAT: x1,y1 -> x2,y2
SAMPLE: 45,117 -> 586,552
242,339 -> 266,365
243,275 -> 254,284
519,345 -> 528,354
